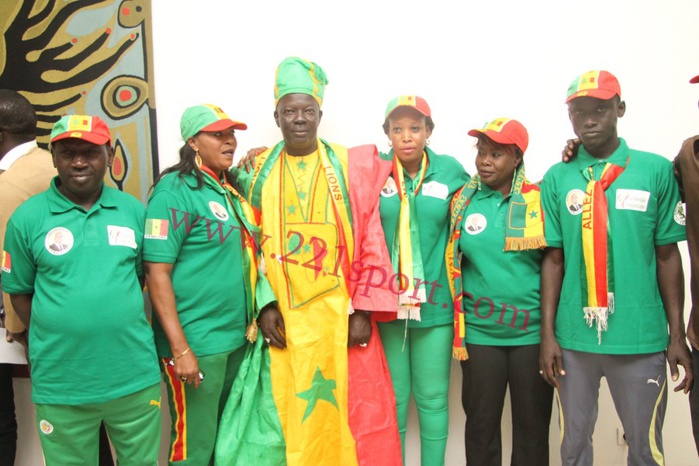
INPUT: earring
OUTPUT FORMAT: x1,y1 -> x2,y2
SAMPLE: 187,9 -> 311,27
426,139 -> 431,146
388,140 -> 392,147
195,150 -> 203,169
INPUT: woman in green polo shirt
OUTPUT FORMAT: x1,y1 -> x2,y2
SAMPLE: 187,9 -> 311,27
446,118 -> 552,465
143,104 -> 273,466
376,96 -> 469,466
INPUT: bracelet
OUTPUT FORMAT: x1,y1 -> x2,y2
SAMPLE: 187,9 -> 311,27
173,347 -> 191,361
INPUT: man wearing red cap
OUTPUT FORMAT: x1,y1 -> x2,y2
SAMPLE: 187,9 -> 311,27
540,70 -> 692,465
2,115 -> 162,465
673,73 -> 699,456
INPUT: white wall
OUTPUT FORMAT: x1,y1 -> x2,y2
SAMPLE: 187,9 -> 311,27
13,1 -> 699,465
148,0 -> 699,465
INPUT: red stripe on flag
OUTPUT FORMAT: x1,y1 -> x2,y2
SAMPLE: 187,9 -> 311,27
164,359 -> 187,462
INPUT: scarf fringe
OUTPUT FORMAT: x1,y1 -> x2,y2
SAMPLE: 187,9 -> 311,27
397,306 -> 421,321
504,235 -> 547,251
453,346 -> 468,361
583,293 -> 615,344
396,288 -> 426,321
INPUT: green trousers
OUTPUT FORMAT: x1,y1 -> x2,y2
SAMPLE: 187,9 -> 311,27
378,323 -> 452,466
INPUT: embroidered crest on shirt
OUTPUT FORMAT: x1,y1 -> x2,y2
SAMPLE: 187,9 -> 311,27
674,201 -> 686,226
144,219 -> 169,240
39,420 -> 54,434
464,213 -> 487,235
45,227 -> 74,255
1,251 -> 10,273
566,189 -> 585,215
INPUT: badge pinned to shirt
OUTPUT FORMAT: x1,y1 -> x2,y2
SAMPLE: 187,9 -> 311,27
45,227 -> 74,255
107,225 -> 137,249
615,189 -> 650,212
421,181 -> 449,200
209,201 -> 229,221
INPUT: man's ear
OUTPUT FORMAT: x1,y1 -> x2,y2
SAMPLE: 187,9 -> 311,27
106,146 -> 115,167
617,100 -> 626,118
274,110 -> 280,128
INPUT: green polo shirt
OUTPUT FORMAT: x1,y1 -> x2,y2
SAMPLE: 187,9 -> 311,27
2,178 -> 160,405
541,138 -> 686,354
379,148 -> 470,328
143,172 -> 249,357
458,182 -> 542,345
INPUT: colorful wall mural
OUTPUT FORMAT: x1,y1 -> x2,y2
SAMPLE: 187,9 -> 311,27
0,0 -> 159,202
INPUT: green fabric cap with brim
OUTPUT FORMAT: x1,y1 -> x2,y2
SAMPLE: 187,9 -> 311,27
180,104 -> 247,141
274,57 -> 328,107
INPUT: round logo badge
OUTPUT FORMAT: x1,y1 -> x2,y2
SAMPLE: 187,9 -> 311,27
566,189 -> 585,215
381,177 -> 398,197
209,201 -> 229,221
464,213 -> 487,235
39,419 -> 53,435
674,201 -> 686,226
45,227 -> 74,255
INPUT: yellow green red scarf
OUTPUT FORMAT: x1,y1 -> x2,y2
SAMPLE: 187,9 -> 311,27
581,158 -> 628,344
200,165 -> 262,342
445,164 -> 546,360
392,152 -> 428,320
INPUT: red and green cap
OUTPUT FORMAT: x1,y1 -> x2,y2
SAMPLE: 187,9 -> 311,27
180,104 -> 247,141
384,95 -> 431,120
50,115 -> 111,146
274,57 -> 328,107
565,70 -> 621,103
468,118 -> 529,154
690,74 -> 699,84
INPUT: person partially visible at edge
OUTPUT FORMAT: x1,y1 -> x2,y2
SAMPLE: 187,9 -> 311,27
2,115 -> 161,465
0,89 -> 55,466
375,95 -> 468,466
446,118 -> 552,465
230,56 -> 402,466
672,72 -> 699,458
539,70 -> 692,466
143,104 -> 277,465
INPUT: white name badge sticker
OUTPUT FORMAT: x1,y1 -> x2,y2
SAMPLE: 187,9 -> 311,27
108,225 -> 137,249
615,189 -> 650,212
421,181 -> 449,200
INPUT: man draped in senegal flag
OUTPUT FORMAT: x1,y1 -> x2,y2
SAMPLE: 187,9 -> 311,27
218,57 -> 401,466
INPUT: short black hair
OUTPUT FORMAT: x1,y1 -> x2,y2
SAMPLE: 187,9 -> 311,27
0,89 -> 37,139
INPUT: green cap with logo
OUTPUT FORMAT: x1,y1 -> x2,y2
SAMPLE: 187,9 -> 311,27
180,104 -> 247,141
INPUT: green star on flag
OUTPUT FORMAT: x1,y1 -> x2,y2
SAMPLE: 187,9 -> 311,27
288,204 -> 296,214
529,210 -> 538,219
297,159 -> 307,170
296,367 -> 338,422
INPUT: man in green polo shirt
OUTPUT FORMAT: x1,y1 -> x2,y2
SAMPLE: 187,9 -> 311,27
1,115 -> 161,466
540,70 -> 692,465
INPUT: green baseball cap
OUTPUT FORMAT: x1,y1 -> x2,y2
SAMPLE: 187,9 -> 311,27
274,57 -> 328,107
180,104 -> 247,140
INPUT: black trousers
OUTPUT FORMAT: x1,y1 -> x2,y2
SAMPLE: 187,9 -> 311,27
690,348 -> 699,458
0,364 -> 16,466
461,343 -> 553,466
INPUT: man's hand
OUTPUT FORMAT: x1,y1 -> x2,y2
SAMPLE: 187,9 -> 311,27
347,310 -> 371,347
562,138 -> 581,163
539,333 -> 566,388
258,305 -> 286,349
667,336 -> 693,393
237,146 -> 268,172
688,312 -> 699,350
